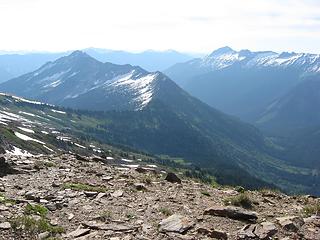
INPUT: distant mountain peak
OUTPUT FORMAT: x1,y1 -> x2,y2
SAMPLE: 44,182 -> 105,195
69,50 -> 90,57
209,46 -> 235,57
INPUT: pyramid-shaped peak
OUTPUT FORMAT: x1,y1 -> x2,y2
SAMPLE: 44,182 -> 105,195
209,46 -> 235,56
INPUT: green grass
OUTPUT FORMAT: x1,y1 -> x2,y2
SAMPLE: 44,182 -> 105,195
99,210 -> 112,221
235,186 -> 245,193
62,182 -> 107,192
24,204 -> 48,217
302,203 -> 320,217
10,216 -> 64,237
159,207 -> 172,216
0,193 -> 16,205
11,203 -> 64,238
224,193 -> 253,209
142,176 -> 152,185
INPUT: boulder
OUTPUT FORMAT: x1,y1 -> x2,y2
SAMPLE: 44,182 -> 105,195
238,222 -> 277,239
204,206 -> 258,222
276,216 -> 304,232
159,214 -> 194,233
110,190 -> 123,198
255,221 -> 277,239
0,222 -> 11,230
67,228 -> 91,238
165,172 -> 182,184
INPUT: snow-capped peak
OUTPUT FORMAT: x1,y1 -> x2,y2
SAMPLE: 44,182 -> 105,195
196,47 -> 320,73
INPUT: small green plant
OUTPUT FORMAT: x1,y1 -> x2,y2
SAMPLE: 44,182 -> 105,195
143,176 -> 152,185
224,193 -> 253,209
10,215 -> 64,238
159,207 -> 172,216
24,204 -> 48,217
302,203 -> 320,217
201,191 -> 211,197
126,213 -> 135,219
44,161 -> 56,168
62,183 -> 107,192
0,193 -> 16,205
259,188 -> 280,196
99,210 -> 112,221
235,186 -> 245,193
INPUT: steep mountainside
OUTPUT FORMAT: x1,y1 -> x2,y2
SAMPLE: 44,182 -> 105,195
165,47 -> 320,123
0,51 -> 182,111
0,91 -> 319,194
256,77 -> 320,134
0,52 -> 66,83
1,52 -> 319,193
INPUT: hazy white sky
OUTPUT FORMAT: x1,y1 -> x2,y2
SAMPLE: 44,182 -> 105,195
0,0 -> 320,54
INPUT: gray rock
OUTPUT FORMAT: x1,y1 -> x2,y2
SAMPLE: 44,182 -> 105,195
0,205 -> 9,211
38,231 -> 50,240
110,190 -> 123,198
276,216 -> 304,232
204,206 -> 258,222
165,172 -> 182,184
67,228 -> 91,238
255,221 -> 277,239
45,203 -> 57,211
159,214 -> 194,233
198,227 -> 228,239
25,191 -> 40,201
102,176 -> 113,181
84,191 -> 98,197
238,224 -> 257,239
238,222 -> 277,239
134,183 -> 147,191
0,222 -> 11,229
83,221 -> 137,232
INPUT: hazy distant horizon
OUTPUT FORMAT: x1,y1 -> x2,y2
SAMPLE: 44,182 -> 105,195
0,45 -> 319,57
0,0 -> 320,54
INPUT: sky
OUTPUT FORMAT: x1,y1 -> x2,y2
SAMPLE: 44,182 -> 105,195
0,0 -> 320,54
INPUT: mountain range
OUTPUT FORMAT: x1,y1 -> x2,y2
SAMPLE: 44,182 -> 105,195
165,46 -> 320,135
0,51 -> 319,194
0,49 -> 192,83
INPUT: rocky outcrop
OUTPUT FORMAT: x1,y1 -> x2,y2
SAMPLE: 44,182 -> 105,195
0,153 -> 319,240
204,206 -> 258,222
159,214 -> 194,233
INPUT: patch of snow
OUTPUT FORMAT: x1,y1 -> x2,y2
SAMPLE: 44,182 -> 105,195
14,132 -> 45,144
56,136 -> 71,142
43,145 -> 54,152
146,164 -> 158,168
6,146 -> 33,157
18,111 -> 35,117
73,143 -> 86,149
121,164 -> 140,168
122,159 -> 134,163
17,127 -> 35,134
0,121 -> 8,125
12,95 -> 49,105
44,79 -> 61,88
51,109 -> 66,114
110,72 -> 157,109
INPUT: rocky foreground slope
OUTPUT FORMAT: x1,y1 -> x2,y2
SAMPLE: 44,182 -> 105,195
0,151 -> 319,240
